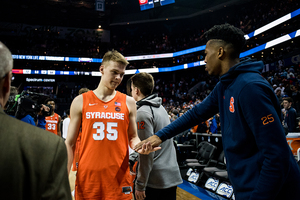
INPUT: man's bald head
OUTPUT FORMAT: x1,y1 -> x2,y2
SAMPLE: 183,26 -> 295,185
0,42 -> 13,78
0,42 -> 13,108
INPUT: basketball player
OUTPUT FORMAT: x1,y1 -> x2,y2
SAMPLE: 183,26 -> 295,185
135,24 -> 300,199
45,98 -> 62,137
65,50 -> 159,199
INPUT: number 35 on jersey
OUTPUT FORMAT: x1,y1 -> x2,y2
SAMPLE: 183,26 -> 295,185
93,122 -> 118,141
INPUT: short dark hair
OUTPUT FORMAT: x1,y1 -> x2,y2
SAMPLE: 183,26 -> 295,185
283,97 -> 293,103
172,109 -> 179,115
131,72 -> 154,96
204,24 -> 246,56
65,109 -> 70,116
44,98 -> 55,104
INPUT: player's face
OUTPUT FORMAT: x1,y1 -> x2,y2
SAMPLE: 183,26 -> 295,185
47,100 -> 55,110
283,100 -> 291,110
100,61 -> 126,90
204,40 -> 222,76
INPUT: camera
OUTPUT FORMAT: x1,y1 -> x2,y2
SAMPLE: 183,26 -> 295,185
5,90 -> 52,119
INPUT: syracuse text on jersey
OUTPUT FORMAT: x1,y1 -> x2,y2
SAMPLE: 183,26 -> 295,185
86,112 -> 125,120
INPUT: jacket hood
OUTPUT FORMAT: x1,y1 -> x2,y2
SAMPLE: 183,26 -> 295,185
136,94 -> 161,109
220,57 -> 264,86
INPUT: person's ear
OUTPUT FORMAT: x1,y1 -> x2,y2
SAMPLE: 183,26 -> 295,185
218,47 -> 224,58
99,65 -> 104,74
2,72 -> 11,96
134,87 -> 139,95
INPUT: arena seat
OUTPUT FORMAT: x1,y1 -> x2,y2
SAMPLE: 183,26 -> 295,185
202,151 -> 226,176
185,141 -> 208,163
186,143 -> 217,169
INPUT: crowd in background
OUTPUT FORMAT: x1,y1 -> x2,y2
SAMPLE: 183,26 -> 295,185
3,0 -> 300,134
1,0 -> 298,69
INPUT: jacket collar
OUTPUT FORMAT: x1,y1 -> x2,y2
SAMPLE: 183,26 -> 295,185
136,94 -> 160,109
220,57 -> 264,86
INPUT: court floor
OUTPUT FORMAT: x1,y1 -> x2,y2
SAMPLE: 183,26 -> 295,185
68,171 -> 224,200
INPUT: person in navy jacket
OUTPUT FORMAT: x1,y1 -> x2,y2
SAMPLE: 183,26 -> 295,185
135,24 -> 300,199
282,97 -> 297,132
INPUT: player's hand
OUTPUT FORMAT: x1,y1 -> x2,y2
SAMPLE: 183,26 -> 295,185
128,161 -> 136,175
38,104 -> 50,115
134,135 -> 162,154
135,190 -> 146,200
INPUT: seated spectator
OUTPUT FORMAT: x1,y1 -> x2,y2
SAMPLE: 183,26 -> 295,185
274,83 -> 285,96
291,85 -> 300,112
276,89 -> 283,105
209,115 -> 218,134
283,97 -> 297,132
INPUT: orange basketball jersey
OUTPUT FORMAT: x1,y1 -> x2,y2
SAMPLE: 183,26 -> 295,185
45,113 -> 59,135
76,91 -> 132,200
72,130 -> 81,171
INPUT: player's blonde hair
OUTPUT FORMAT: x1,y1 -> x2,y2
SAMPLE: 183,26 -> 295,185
78,87 -> 90,95
102,50 -> 129,67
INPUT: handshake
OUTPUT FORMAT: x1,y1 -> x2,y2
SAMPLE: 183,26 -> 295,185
134,135 -> 163,154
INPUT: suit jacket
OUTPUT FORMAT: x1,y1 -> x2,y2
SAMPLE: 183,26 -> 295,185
0,108 -> 71,200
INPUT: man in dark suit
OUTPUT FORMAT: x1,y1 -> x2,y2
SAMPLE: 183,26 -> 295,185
0,41 -> 72,199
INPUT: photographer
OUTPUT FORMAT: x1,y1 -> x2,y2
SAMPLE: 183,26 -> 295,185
12,91 -> 52,130
20,103 -> 50,129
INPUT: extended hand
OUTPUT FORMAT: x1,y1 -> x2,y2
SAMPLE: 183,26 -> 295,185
38,104 -> 50,115
134,135 -> 162,154
135,190 -> 146,200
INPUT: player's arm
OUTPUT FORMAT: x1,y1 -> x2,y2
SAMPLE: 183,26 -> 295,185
126,96 -> 141,149
37,104 -> 50,129
126,96 -> 161,154
134,83 -> 220,152
57,115 -> 62,137
65,95 -> 83,174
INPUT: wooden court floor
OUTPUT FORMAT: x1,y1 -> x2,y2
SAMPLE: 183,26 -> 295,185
68,170 -> 201,200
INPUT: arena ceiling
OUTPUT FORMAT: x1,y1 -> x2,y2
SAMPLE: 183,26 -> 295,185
0,0 -> 256,28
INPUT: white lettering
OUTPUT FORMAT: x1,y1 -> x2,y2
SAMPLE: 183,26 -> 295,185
96,112 -> 101,118
90,112 -> 95,118
85,112 -> 125,120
